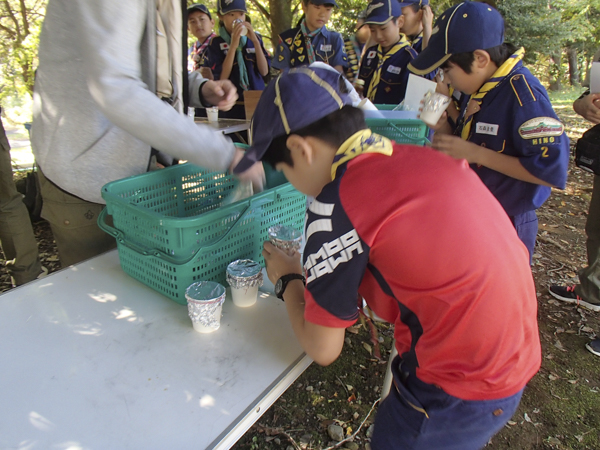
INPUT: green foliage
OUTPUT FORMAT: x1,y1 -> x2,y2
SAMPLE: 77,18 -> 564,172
0,0 -> 46,101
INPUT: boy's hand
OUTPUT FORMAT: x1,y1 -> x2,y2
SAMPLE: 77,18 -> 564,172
201,80 -> 238,110
230,22 -> 245,48
432,134 -> 482,164
245,22 -> 258,42
574,93 -> 600,124
421,5 -> 433,34
418,108 -> 448,131
262,241 -> 303,285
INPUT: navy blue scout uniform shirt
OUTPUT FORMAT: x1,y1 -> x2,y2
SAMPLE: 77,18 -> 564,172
273,26 -> 347,70
359,44 -> 418,105
202,34 -> 270,117
454,62 -> 569,217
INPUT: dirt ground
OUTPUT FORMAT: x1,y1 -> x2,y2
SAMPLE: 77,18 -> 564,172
1,104 -> 599,449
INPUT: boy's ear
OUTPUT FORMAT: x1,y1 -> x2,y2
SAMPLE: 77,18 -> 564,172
473,49 -> 492,69
286,134 -> 315,165
395,16 -> 405,28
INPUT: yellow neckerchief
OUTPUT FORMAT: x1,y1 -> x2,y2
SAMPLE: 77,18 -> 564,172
460,47 -> 525,140
366,40 -> 410,101
331,129 -> 393,180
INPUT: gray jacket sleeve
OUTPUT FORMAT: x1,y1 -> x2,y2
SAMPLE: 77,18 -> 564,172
80,0 -> 235,171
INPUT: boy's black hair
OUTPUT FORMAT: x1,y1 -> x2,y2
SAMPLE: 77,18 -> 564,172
440,43 -> 519,74
407,3 -> 421,13
262,105 -> 367,168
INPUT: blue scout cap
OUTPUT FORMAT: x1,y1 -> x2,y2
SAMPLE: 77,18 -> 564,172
397,0 -> 429,8
364,0 -> 401,25
233,66 -> 352,174
308,0 -> 338,6
408,2 -> 504,75
187,3 -> 212,20
217,0 -> 247,15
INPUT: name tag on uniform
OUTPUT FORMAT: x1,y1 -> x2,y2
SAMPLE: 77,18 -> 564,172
387,65 -> 401,74
220,42 -> 229,50
367,50 -> 377,60
320,44 -> 332,52
246,48 -> 256,53
476,122 -> 499,136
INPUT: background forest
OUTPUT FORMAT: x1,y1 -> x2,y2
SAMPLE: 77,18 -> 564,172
1,0 -> 599,123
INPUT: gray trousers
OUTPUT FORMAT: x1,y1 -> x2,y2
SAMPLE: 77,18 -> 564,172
576,174 -> 600,304
38,168 -> 116,267
0,118 -> 41,285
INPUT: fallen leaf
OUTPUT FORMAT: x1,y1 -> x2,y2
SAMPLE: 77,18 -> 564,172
548,374 -> 559,381
568,379 -> 578,384
363,342 -> 372,355
524,413 -> 532,423
554,340 -> 566,351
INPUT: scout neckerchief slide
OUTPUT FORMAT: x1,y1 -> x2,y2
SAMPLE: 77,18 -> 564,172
219,26 -> 250,90
459,47 -> 525,140
366,40 -> 411,101
331,129 -> 394,180
192,32 -> 217,70
300,19 -> 322,64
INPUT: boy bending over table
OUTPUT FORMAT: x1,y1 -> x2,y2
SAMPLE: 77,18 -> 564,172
234,66 -> 540,450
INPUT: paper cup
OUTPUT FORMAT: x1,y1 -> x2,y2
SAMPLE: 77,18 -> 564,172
231,285 -> 260,307
207,107 -> 219,123
419,91 -> 451,127
268,225 -> 302,256
226,259 -> 263,308
186,281 -> 226,333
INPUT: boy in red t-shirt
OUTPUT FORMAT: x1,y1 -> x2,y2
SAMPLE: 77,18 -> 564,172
234,66 -> 541,449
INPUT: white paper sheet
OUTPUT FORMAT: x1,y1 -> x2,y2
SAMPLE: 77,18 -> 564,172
403,74 -> 438,111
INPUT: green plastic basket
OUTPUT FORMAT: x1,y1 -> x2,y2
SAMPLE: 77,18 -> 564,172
366,104 -> 429,145
99,163 -> 306,304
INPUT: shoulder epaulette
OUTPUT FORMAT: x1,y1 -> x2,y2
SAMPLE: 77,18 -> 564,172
404,45 -> 418,58
509,73 -> 537,107
279,27 -> 300,42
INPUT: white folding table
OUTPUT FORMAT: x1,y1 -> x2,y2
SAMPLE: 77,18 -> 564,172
0,250 -> 311,449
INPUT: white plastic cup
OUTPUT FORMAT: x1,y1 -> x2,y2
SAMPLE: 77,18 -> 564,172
233,18 -> 247,36
419,91 -> 451,127
226,259 -> 263,308
230,285 -> 260,307
207,107 -> 219,123
191,305 -> 223,333
186,281 -> 226,333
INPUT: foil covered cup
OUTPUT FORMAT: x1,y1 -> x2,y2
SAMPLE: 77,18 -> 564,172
419,91 -> 451,127
185,281 -> 226,333
226,259 -> 264,307
268,225 -> 302,256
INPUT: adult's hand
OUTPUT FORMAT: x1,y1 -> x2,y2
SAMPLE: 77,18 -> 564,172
230,147 -> 266,192
201,79 -> 238,111
573,93 -> 600,124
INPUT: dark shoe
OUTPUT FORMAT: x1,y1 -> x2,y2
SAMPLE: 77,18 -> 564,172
548,285 -> 600,312
585,339 -> 600,357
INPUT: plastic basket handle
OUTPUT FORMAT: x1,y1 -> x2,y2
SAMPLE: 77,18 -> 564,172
97,190 -> 277,265
386,122 -> 431,145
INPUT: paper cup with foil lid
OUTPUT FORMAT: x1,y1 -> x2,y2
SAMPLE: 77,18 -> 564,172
226,259 -> 263,307
185,281 -> 226,333
419,90 -> 451,127
268,225 -> 302,256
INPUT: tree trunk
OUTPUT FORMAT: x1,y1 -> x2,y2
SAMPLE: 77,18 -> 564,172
566,46 -> 579,87
268,0 -> 293,48
548,51 -> 563,91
